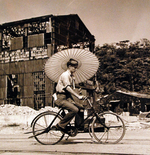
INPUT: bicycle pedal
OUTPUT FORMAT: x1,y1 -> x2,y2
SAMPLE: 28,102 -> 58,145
67,126 -> 78,137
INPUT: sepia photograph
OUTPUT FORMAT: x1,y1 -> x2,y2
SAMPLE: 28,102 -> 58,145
0,0 -> 150,154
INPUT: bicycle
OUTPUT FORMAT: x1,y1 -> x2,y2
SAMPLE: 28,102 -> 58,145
29,96 -> 126,145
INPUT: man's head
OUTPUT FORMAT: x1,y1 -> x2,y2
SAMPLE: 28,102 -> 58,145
67,58 -> 78,68
67,58 -> 78,73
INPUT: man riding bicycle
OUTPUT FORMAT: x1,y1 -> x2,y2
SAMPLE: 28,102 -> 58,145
54,58 -> 85,133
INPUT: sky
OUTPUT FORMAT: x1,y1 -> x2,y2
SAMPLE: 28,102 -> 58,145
0,0 -> 150,46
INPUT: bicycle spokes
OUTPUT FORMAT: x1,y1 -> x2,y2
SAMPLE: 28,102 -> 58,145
91,112 -> 125,144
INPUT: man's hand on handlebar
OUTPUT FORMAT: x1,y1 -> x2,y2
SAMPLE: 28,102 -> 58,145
78,95 -> 86,100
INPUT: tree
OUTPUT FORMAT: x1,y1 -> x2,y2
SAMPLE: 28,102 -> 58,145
95,39 -> 150,94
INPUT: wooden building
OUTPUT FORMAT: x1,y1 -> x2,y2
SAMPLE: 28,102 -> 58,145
0,14 -> 95,109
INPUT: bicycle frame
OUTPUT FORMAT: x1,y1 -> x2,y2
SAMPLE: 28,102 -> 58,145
46,97 -> 108,131
77,98 -> 108,130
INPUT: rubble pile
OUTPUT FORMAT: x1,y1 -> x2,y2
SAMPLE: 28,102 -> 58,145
0,104 -> 60,134
0,104 -> 37,115
126,120 -> 150,130
120,112 -> 150,130
0,104 -> 59,116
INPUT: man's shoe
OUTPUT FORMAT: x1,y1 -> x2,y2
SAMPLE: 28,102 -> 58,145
56,124 -> 68,134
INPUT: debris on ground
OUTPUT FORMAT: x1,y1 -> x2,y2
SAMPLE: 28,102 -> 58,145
0,104 -> 149,134
0,104 -> 59,115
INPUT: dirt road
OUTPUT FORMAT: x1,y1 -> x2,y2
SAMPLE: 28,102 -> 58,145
0,105 -> 149,154
0,128 -> 149,155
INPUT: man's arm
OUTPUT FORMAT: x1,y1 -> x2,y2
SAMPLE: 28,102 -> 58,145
66,86 -> 84,100
61,72 -> 85,99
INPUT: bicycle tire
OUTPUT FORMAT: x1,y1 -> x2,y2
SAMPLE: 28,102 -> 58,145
91,111 -> 125,144
86,117 -> 97,142
32,111 -> 65,145
88,121 -> 98,142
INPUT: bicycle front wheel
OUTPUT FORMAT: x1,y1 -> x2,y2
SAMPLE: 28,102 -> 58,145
32,111 -> 64,145
91,112 -> 125,144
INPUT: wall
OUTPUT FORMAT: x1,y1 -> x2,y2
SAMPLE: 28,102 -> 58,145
0,58 -> 54,108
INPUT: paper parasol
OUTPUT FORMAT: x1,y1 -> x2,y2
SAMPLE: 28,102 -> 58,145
44,48 -> 99,84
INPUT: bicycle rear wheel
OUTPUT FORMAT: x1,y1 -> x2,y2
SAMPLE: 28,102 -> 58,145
91,112 -> 125,144
32,111 -> 64,145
